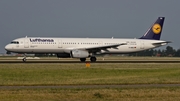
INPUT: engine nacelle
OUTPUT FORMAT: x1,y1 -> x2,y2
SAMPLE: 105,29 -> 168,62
57,53 -> 71,58
71,50 -> 89,58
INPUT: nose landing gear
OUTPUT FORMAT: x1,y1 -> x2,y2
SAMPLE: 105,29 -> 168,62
22,54 -> 27,62
22,58 -> 26,62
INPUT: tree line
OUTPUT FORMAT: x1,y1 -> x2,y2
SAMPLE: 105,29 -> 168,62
129,46 -> 180,57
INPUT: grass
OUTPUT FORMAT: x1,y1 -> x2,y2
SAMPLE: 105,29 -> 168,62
0,63 -> 180,85
0,63 -> 180,100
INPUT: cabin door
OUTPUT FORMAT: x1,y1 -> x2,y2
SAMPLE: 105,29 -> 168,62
24,38 -> 29,48
58,39 -> 62,48
98,41 -> 103,46
140,41 -> 144,49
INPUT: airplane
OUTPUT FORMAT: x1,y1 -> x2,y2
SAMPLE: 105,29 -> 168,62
5,17 -> 171,62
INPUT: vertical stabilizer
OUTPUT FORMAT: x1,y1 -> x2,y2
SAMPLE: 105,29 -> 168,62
140,17 -> 165,40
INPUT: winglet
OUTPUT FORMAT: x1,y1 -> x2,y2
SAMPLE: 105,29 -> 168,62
140,17 -> 165,40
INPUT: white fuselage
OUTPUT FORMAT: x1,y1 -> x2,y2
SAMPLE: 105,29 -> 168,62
5,37 -> 167,55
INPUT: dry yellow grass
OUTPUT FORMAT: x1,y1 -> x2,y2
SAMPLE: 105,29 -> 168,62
0,87 -> 180,101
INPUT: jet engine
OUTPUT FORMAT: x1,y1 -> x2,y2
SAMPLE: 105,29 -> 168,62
71,50 -> 89,58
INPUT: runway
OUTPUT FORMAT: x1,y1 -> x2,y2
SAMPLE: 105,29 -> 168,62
1,59 -> 180,63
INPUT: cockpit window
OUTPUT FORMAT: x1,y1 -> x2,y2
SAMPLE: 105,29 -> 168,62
10,41 -> 19,44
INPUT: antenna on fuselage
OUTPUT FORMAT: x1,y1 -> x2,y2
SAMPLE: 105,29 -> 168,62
25,36 -> 27,38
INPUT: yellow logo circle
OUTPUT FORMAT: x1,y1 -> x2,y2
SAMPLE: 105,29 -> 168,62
152,24 -> 161,34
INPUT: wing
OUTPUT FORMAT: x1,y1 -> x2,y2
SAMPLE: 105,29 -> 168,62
63,42 -> 127,53
79,42 -> 127,53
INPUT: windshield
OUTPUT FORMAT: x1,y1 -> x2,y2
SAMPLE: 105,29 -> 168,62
10,41 -> 19,44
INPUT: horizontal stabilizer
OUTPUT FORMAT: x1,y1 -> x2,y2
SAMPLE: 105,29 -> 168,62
152,41 -> 172,45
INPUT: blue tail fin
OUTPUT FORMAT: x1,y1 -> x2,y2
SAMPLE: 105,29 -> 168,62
140,17 -> 165,40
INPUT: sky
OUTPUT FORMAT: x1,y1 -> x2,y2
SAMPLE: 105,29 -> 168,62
0,0 -> 180,53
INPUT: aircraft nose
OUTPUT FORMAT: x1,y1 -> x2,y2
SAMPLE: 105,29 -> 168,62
5,44 -> 11,51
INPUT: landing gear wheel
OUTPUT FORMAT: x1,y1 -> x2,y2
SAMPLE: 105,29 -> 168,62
22,58 -> 26,62
90,57 -> 96,62
22,53 -> 27,62
80,58 -> 86,62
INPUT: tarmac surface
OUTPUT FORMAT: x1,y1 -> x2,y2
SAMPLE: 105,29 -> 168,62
1,59 -> 180,63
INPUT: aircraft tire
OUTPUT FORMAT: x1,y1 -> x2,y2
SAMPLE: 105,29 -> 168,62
90,57 -> 96,62
80,58 -> 86,62
22,58 -> 26,62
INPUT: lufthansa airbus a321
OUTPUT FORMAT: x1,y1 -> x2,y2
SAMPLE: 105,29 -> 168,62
5,17 -> 171,62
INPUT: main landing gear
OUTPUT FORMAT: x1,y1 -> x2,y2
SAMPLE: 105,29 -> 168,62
90,57 -> 96,62
80,57 -> 97,62
80,58 -> 86,62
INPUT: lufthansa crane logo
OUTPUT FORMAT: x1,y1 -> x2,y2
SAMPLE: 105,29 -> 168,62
152,24 -> 161,34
